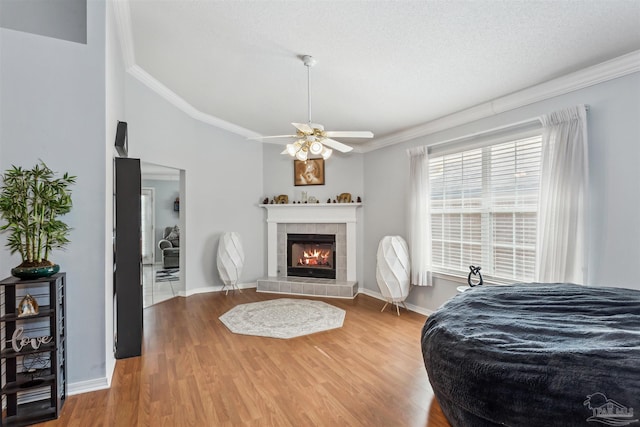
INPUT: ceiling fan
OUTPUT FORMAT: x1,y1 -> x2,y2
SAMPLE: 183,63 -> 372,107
252,55 -> 374,160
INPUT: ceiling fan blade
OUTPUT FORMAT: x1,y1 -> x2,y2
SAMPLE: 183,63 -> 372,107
292,122 -> 313,134
322,138 -> 353,153
248,134 -> 297,140
324,131 -> 374,138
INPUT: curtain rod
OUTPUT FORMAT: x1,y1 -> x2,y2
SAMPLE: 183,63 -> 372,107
410,104 -> 589,152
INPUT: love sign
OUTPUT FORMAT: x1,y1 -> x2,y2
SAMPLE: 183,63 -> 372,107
8,327 -> 52,353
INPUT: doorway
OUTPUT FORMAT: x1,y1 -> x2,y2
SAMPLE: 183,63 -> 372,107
140,162 -> 183,307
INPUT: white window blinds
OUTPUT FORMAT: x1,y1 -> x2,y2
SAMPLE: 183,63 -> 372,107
429,135 -> 542,282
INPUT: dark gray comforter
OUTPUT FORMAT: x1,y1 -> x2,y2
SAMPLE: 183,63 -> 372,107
421,283 -> 640,427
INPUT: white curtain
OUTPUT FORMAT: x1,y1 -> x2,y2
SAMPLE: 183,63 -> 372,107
535,104 -> 589,284
408,146 -> 432,286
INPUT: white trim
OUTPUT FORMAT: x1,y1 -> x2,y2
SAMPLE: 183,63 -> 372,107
260,203 -> 362,223
111,4 -> 640,154
358,287 -> 434,317
127,66 -> 261,139
181,282 -> 256,297
425,120 -> 542,156
363,50 -> 640,152
68,376 -> 111,396
260,204 -> 361,281
141,187 -> 156,265
111,0 -> 135,70
142,173 -> 179,181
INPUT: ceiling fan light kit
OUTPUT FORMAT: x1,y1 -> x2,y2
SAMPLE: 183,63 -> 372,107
259,55 -> 374,161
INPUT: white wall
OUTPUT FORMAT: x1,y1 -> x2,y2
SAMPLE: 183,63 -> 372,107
363,72 -> 640,313
125,75 -> 265,293
0,1 -> 108,386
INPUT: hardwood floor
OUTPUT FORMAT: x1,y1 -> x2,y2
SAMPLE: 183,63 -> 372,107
42,290 -> 451,426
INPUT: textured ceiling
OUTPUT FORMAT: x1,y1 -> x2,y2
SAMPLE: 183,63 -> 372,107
125,0 -> 640,151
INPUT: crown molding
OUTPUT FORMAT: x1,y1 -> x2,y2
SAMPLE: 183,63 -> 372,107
111,0 -> 135,69
127,66 -> 261,139
112,4 -> 639,153
112,0 -> 261,140
363,49 -> 640,152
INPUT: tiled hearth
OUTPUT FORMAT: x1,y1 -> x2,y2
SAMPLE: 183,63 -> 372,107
258,203 -> 361,298
257,276 -> 357,298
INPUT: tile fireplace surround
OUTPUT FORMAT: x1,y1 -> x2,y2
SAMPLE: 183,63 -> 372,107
257,203 -> 361,298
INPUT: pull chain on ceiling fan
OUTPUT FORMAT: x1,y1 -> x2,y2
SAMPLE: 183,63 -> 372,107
252,55 -> 374,161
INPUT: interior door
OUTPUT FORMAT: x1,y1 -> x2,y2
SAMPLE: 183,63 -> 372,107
141,188 -> 154,265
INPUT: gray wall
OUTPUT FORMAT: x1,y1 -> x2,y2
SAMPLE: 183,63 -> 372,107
262,145 -> 365,204
104,0 -> 126,386
142,179 -> 180,263
362,72 -> 640,312
0,0 -> 87,44
262,144 -> 366,283
126,75 -> 265,294
2,0 -> 638,391
0,1 -> 108,387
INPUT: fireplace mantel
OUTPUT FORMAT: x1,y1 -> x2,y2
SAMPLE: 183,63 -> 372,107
260,203 -> 362,282
259,203 -> 361,223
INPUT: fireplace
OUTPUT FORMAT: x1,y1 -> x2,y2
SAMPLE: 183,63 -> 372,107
287,233 -> 336,279
261,203 -> 361,284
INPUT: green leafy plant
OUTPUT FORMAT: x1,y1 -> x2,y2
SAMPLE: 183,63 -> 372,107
0,161 -> 76,268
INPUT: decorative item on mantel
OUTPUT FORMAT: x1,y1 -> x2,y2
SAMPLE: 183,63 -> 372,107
0,161 -> 76,279
274,194 -> 289,204
337,193 -> 352,203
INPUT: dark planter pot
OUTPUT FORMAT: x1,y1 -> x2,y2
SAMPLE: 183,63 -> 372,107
11,264 -> 60,280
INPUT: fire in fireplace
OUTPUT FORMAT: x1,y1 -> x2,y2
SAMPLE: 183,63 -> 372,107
287,233 -> 336,279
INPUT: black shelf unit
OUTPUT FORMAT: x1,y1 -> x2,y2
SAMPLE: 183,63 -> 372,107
113,157 -> 142,359
0,273 -> 66,427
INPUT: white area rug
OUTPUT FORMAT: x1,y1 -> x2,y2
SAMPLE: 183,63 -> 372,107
219,298 -> 345,339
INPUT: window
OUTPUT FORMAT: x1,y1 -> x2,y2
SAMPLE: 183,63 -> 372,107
429,135 -> 542,282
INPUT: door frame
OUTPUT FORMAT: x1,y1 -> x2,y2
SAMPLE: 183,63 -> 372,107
141,187 -> 155,265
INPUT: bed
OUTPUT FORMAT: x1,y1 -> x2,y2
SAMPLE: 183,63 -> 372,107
421,283 -> 640,427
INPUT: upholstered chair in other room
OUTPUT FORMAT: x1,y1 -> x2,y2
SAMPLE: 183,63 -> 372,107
217,232 -> 245,295
376,235 -> 411,316
158,226 -> 180,268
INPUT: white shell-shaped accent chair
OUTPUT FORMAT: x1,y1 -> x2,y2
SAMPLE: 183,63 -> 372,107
216,232 -> 245,295
376,235 -> 411,316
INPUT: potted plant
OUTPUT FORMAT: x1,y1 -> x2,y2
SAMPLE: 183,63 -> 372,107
0,161 -> 76,279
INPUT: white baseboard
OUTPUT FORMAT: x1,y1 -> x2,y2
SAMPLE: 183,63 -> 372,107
358,287 -> 434,317
68,376 -> 111,396
181,282 -> 257,297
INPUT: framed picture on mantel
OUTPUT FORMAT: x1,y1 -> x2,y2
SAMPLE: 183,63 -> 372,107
294,159 -> 325,186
